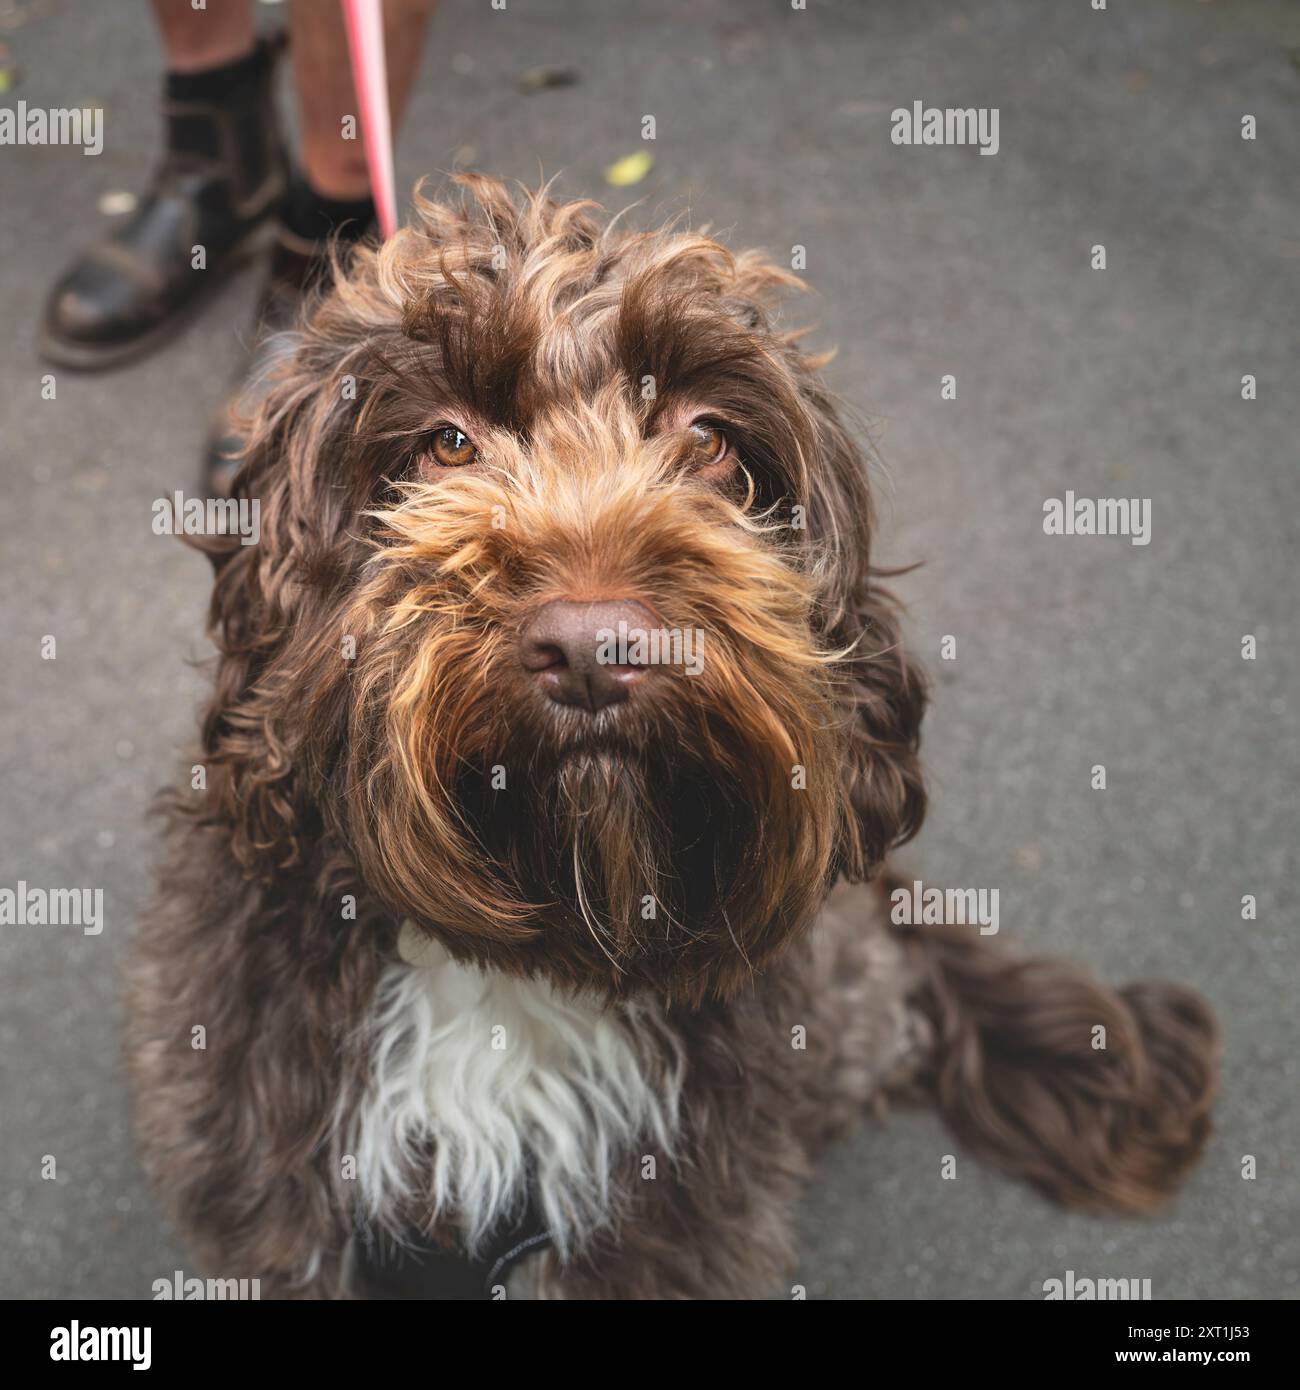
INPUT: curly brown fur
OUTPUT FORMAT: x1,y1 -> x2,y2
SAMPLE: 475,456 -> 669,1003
127,176 -> 1214,1299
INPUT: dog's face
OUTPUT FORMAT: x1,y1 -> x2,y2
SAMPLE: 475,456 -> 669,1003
206,177 -> 925,1004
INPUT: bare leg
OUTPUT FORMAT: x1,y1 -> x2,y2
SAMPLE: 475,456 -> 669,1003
290,0 -> 437,200
150,0 -> 256,72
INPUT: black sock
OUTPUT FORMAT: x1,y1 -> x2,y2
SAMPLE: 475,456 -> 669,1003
164,39 -> 268,105
281,174 -> 377,246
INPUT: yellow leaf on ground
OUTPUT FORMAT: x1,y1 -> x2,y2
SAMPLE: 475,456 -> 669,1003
604,151 -> 655,187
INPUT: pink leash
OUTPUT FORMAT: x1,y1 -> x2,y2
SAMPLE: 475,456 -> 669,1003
340,0 -> 397,239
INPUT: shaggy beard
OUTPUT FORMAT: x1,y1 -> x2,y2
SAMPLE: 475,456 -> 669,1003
335,661 -> 844,1002
365,694 -> 844,1005
329,576 -> 848,1002
480,746 -> 766,992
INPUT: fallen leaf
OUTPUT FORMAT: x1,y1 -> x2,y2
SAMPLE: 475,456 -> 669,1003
98,190 -> 137,216
1014,843 -> 1042,872
605,150 -> 654,187
518,65 -> 579,94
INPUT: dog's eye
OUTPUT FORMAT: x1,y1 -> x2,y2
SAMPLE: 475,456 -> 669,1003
428,425 -> 478,468
685,421 -> 730,471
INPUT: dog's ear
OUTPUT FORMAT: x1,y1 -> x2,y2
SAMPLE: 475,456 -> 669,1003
799,385 -> 928,882
193,279 -> 386,878
833,578 -> 928,880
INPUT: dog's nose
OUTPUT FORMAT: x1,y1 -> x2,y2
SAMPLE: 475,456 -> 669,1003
519,599 -> 654,713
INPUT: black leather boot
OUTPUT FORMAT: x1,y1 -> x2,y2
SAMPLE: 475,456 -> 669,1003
40,35 -> 287,371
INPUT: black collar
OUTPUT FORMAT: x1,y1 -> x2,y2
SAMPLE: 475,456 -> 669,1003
347,1197 -> 553,1300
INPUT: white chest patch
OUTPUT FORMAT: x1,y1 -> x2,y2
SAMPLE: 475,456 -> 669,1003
345,935 -> 683,1256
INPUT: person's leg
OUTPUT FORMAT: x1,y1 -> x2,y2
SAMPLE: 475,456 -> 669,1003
151,0 -> 255,72
291,0 -> 436,202
41,0 -> 286,370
